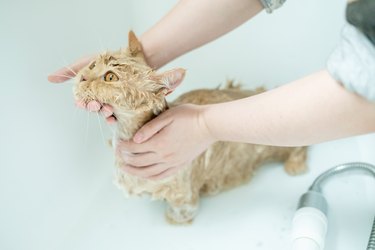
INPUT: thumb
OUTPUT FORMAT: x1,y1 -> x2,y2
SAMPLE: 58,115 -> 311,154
48,55 -> 95,83
133,113 -> 172,143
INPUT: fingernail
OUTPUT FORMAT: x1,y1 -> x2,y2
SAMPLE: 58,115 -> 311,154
106,116 -> 116,124
87,101 -> 101,112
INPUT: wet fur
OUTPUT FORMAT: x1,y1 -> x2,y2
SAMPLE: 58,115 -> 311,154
74,31 -> 308,224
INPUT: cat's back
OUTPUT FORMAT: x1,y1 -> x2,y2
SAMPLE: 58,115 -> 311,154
171,85 -> 265,106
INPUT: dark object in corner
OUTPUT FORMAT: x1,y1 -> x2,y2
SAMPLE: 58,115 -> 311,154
346,0 -> 375,45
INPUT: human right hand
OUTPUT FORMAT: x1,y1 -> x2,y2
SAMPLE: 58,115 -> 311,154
48,55 -> 117,124
117,104 -> 216,180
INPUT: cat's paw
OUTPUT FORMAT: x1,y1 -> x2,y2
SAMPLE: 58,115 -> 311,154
284,161 -> 307,176
165,203 -> 198,225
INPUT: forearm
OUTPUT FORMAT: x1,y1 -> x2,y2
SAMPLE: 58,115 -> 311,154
203,70 -> 375,146
140,0 -> 264,69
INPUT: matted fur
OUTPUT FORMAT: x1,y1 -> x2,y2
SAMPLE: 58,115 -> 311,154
74,31 -> 307,224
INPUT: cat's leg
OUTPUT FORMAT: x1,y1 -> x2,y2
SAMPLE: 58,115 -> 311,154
284,146 -> 308,175
165,190 -> 200,225
199,182 -> 222,196
165,200 -> 199,225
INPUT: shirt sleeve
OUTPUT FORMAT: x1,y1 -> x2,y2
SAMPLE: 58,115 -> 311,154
259,0 -> 286,13
326,23 -> 375,102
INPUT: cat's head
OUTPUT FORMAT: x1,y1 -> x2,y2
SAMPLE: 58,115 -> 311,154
73,31 -> 185,114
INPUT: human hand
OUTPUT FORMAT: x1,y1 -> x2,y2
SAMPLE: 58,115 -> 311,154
48,55 -> 117,123
117,104 -> 217,180
48,55 -> 94,83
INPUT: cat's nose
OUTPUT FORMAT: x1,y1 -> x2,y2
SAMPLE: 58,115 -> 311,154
80,75 -> 87,82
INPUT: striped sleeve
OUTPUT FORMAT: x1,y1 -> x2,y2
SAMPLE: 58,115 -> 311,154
259,0 -> 286,13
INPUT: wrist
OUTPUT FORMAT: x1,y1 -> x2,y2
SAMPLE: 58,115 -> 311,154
198,105 -> 220,144
140,32 -> 171,69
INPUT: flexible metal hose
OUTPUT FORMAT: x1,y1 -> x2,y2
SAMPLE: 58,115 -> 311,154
309,162 -> 375,192
369,216 -> 375,250
308,162 -> 375,250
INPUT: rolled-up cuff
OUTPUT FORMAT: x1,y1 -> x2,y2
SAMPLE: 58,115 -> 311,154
259,0 -> 286,13
327,23 -> 375,102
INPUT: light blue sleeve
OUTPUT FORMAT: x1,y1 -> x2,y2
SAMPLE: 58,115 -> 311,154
327,23 -> 375,102
259,0 -> 286,13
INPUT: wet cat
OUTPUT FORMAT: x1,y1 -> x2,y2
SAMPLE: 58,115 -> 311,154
73,31 -> 307,224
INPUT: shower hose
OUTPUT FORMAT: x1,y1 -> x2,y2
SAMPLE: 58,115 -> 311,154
291,162 -> 375,250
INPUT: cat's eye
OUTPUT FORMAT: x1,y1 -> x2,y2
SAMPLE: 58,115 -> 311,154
89,61 -> 96,70
103,71 -> 119,82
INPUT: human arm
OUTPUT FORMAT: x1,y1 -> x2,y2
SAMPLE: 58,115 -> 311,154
139,0 -> 264,69
201,70 -> 375,146
48,0 -> 264,83
118,70 -> 375,179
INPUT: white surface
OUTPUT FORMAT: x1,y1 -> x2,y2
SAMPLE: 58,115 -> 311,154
1,0 -> 374,250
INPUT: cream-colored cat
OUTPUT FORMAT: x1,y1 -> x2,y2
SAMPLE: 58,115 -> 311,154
74,31 -> 307,224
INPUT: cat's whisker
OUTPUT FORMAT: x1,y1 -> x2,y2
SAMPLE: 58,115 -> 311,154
84,111 -> 90,147
103,119 -> 115,134
64,65 -> 77,76
98,34 -> 106,53
60,56 -> 77,76
72,106 -> 80,123
51,74 -> 76,80
115,94 -> 121,103
95,112 -> 106,146
60,79 -> 74,85
88,26 -> 105,52
101,121 -> 116,149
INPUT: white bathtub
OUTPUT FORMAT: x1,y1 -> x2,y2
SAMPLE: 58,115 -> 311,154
0,0 -> 370,249
4,134 -> 373,250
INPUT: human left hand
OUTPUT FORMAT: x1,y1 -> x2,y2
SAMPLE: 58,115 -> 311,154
117,104 -> 216,180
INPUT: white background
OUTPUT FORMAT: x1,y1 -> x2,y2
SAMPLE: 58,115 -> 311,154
1,0 -> 374,250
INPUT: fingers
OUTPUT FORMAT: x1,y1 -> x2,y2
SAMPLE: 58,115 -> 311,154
120,151 -> 161,167
76,100 -> 102,112
106,116 -> 117,124
75,100 -> 117,124
133,112 -> 172,143
121,164 -> 179,180
87,101 -> 101,112
120,163 -> 169,179
122,152 -> 162,167
101,104 -> 113,117
100,104 -> 117,124
48,55 -> 95,83
117,139 -> 183,180
117,139 -> 153,155
149,167 -> 179,181
75,100 -> 86,109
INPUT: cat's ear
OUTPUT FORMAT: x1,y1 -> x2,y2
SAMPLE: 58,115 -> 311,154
128,30 -> 145,59
158,68 -> 186,95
